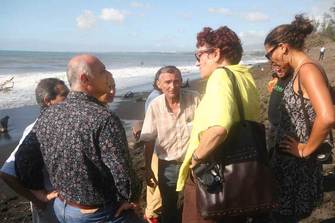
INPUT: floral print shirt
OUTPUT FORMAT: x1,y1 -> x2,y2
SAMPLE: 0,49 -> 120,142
19,92 -> 138,206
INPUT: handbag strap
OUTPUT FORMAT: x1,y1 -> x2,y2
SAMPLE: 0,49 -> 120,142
218,67 -> 245,121
297,70 -> 334,145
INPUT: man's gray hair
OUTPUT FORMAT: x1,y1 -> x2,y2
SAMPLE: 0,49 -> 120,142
66,61 -> 92,86
153,65 -> 182,90
35,78 -> 69,108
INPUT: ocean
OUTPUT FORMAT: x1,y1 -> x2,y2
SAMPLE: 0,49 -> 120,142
0,50 -> 266,109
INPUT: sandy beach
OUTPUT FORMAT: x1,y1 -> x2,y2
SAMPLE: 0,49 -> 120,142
0,43 -> 335,222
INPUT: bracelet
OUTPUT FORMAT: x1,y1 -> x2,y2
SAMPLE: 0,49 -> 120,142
192,151 -> 202,162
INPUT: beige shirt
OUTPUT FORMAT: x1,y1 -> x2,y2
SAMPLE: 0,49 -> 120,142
140,90 -> 200,161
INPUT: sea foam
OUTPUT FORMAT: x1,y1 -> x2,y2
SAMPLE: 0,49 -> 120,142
0,65 -> 198,109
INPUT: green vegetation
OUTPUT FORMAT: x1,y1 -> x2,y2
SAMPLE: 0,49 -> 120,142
308,4 -> 335,47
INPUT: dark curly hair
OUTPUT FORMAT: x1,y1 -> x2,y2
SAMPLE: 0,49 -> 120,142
196,26 -> 243,65
264,14 -> 314,50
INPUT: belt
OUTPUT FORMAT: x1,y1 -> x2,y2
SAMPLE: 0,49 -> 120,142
58,194 -> 100,210
159,159 -> 183,165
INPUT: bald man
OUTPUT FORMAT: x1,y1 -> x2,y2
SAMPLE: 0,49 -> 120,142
15,55 -> 143,223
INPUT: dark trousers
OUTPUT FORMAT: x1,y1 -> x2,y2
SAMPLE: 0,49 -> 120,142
158,159 -> 182,223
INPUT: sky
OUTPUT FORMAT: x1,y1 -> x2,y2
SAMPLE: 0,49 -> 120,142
0,0 -> 334,52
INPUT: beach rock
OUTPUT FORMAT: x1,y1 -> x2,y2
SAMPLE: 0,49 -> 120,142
0,116 -> 9,133
135,97 -> 146,102
124,91 -> 135,99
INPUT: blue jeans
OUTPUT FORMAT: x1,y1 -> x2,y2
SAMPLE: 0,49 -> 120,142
53,198 -> 144,223
158,159 -> 182,223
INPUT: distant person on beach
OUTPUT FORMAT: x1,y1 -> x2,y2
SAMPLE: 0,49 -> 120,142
264,15 -> 335,221
176,26 -> 262,223
0,78 -> 69,223
14,54 -> 144,223
132,70 -> 163,223
319,46 -> 325,61
140,65 -> 200,223
181,78 -> 190,88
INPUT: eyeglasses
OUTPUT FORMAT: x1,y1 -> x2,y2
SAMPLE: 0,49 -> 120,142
195,48 -> 215,62
265,44 -> 279,60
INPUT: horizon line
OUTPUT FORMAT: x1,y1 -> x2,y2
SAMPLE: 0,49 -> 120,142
0,48 -> 264,54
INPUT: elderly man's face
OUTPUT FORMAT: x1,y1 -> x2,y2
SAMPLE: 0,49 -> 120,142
85,58 -> 113,102
97,72 -> 115,105
157,72 -> 182,100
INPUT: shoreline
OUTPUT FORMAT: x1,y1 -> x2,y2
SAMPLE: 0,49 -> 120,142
0,44 -> 335,221
0,78 -> 205,161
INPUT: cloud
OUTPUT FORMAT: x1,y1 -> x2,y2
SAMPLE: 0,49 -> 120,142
244,12 -> 269,22
100,8 -> 125,23
76,10 -> 96,29
239,30 -> 266,46
208,7 -> 232,16
130,1 -> 150,8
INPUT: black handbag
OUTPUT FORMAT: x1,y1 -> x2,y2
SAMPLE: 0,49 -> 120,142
298,73 -> 334,164
192,67 -> 277,218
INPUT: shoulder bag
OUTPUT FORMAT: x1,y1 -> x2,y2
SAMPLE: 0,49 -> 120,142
192,67 -> 277,218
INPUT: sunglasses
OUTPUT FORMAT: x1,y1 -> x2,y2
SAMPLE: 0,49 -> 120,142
195,48 -> 215,62
265,44 -> 280,60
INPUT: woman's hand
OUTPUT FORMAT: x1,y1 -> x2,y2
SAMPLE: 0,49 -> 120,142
280,135 -> 306,158
190,157 -> 198,169
190,150 -> 201,169
30,190 -> 58,210
145,167 -> 158,188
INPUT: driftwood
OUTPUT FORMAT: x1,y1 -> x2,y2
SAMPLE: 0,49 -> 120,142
0,77 -> 14,92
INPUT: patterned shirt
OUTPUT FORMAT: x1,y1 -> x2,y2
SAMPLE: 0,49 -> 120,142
140,90 -> 200,161
23,91 -> 138,206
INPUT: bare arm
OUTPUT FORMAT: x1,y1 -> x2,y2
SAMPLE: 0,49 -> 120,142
283,64 -> 335,157
140,102 -> 158,187
0,172 -> 48,209
144,141 -> 154,169
301,65 -> 335,156
132,120 -> 143,141
144,141 -> 158,187
191,126 -> 227,168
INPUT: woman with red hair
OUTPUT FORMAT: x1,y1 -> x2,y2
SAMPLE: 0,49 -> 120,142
177,26 -> 261,223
